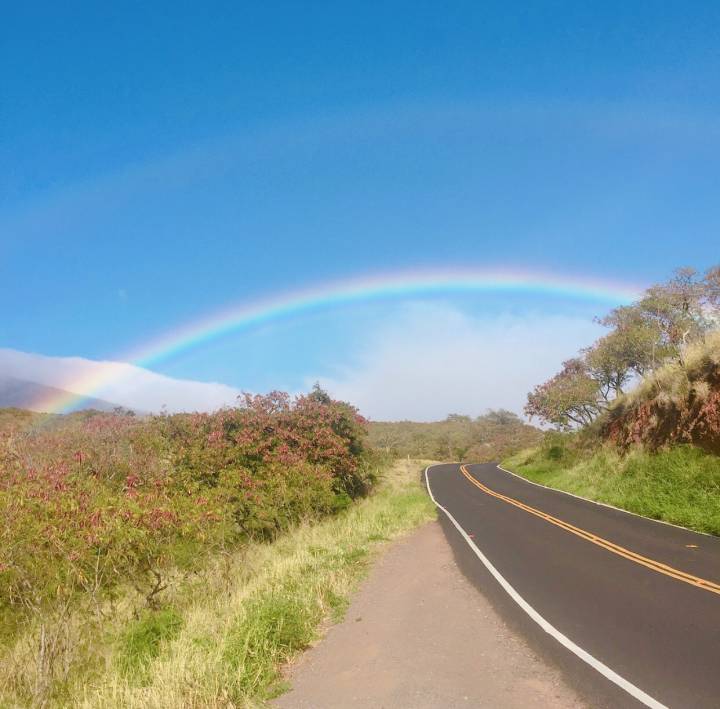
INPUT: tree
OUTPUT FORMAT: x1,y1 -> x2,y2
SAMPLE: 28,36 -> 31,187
366,413 -> 542,462
583,335 -> 632,400
308,382 -> 333,405
523,263 -> 720,432
595,305 -> 666,376
638,268 -> 712,354
582,316 -> 667,399
482,409 -> 520,425
703,265 -> 720,320
445,414 -> 472,423
597,265 -> 720,371
524,358 -> 602,429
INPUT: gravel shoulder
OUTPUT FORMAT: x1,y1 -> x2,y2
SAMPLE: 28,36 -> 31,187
274,520 -> 586,708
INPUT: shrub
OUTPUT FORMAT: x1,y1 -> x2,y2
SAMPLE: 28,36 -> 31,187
0,388 -> 375,702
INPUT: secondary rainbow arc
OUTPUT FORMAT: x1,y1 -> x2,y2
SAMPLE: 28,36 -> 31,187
32,268 -> 643,414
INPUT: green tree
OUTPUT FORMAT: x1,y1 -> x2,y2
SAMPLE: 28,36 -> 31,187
482,409 -> 520,425
308,382 -> 333,405
595,305 -> 666,376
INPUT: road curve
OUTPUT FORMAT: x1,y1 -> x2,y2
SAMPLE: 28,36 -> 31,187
426,463 -> 720,709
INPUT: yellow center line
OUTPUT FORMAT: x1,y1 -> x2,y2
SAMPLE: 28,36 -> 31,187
459,464 -> 720,597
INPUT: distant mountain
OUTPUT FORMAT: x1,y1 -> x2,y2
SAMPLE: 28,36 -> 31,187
0,375 -> 121,413
0,348 -> 241,413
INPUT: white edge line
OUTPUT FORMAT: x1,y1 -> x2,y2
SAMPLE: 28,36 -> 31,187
424,464 -> 668,709
496,464 -> 713,538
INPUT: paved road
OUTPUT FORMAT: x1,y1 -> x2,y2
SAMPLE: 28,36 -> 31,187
426,463 -> 720,709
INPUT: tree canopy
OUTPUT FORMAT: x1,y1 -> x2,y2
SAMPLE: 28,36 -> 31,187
525,265 -> 720,429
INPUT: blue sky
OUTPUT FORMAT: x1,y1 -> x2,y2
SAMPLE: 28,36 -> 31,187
3,2 -> 720,418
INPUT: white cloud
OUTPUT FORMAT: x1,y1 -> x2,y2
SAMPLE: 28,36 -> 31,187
0,348 -> 242,413
0,304 -> 604,418
314,304 -> 603,421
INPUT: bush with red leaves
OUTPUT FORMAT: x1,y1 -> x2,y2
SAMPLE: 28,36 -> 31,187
0,390 -> 375,628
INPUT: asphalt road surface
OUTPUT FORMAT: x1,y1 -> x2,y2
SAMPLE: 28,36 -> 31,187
426,463 -> 720,709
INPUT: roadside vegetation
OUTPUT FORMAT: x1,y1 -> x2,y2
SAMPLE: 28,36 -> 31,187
508,265 -> 720,535
0,388 -> 431,707
369,410 -> 541,462
77,460 -> 433,707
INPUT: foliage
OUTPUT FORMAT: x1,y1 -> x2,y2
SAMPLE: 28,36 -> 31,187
525,358 -> 602,429
525,264 -> 720,429
593,306 -> 667,377
368,410 -> 542,461
638,266 -> 719,353
0,388 -> 377,706
509,264 -> 720,543
0,460 -> 434,708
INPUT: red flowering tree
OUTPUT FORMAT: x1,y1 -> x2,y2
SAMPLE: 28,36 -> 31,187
525,358 -> 603,429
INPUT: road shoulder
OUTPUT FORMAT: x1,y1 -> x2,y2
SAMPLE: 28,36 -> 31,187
273,520 -> 586,708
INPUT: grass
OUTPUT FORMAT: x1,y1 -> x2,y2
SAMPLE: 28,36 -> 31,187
503,444 -> 720,535
116,608 -> 184,681
0,459 -> 435,708
620,330 -> 720,409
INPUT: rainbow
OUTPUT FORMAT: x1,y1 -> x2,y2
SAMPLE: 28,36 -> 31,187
33,267 -> 642,414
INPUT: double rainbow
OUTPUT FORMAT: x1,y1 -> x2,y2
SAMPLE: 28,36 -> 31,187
32,267 -> 642,414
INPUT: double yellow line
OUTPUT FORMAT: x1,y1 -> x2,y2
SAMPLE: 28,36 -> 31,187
459,465 -> 720,597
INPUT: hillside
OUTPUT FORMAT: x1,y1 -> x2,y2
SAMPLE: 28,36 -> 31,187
0,375 -> 120,413
603,332 -> 720,454
369,410 -> 542,462
506,268 -> 720,536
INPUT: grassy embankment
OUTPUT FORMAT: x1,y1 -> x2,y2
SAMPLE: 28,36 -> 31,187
503,443 -> 720,535
504,333 -> 720,536
2,459 -> 435,708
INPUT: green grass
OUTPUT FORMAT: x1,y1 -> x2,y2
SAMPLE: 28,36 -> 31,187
503,444 -> 720,535
116,608 -> 184,681
0,459 -> 435,708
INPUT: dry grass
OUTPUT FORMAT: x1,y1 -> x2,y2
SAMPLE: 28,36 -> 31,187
620,331 -> 720,409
